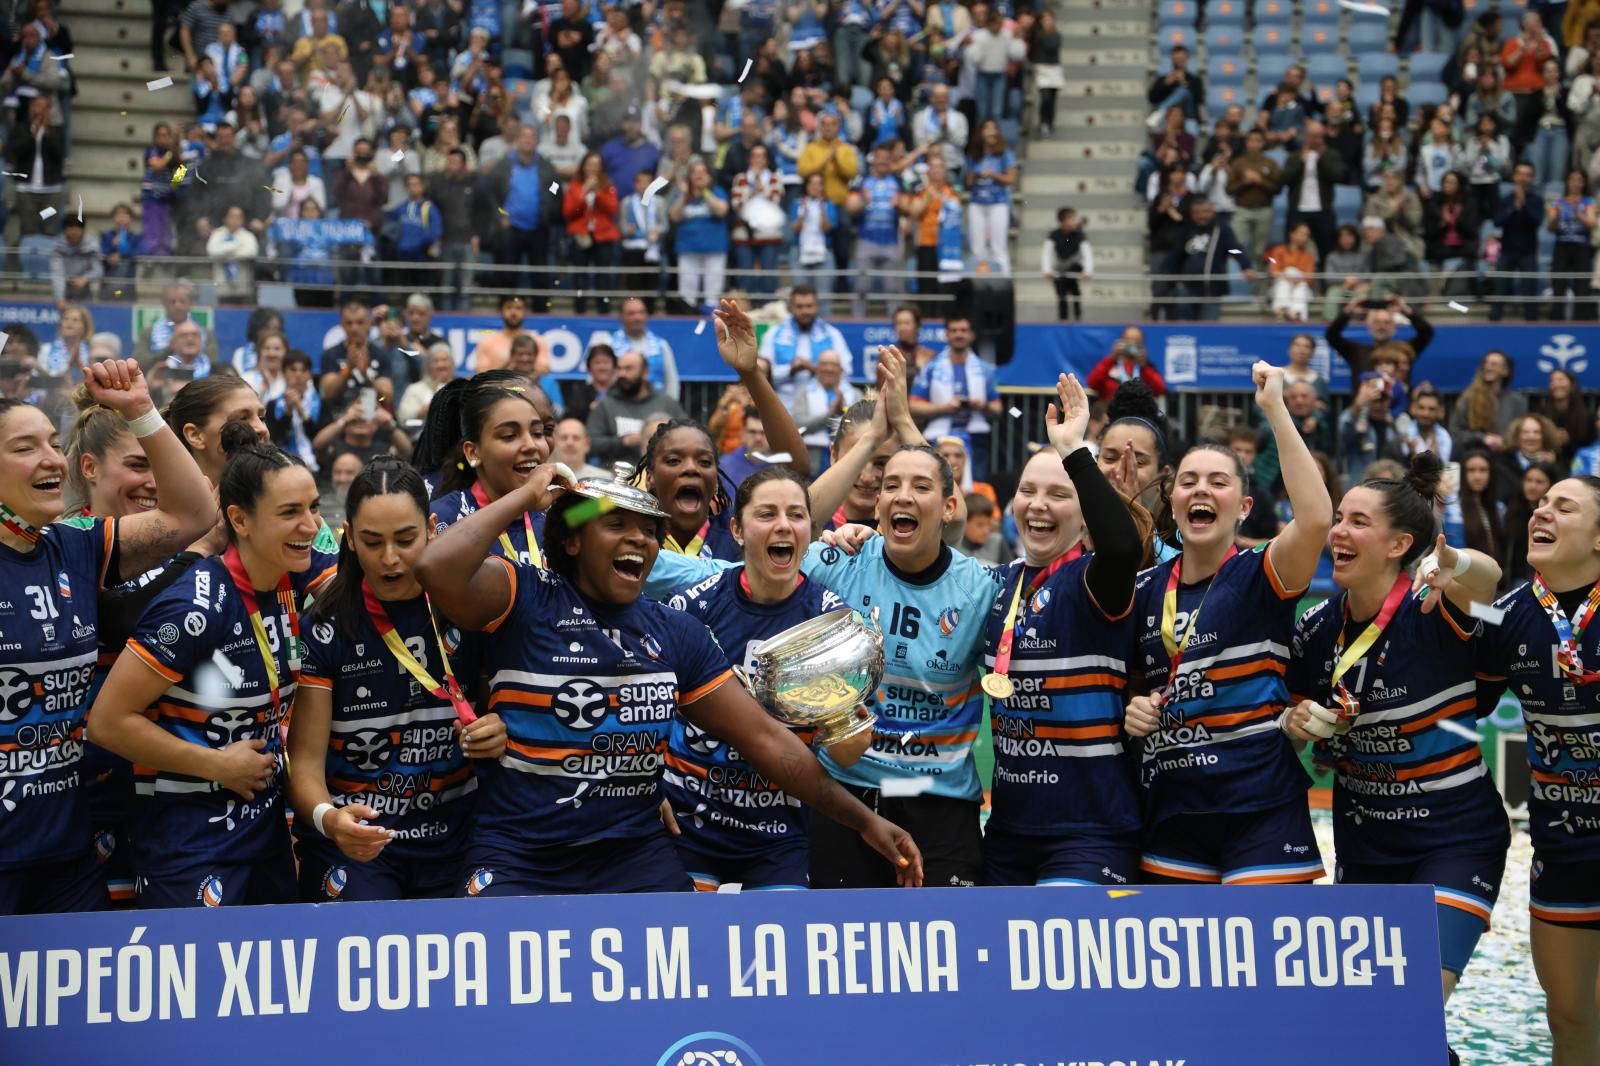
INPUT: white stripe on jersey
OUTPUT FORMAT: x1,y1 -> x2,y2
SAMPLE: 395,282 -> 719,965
137,779 -> 219,795
1005,740 -> 1126,758
4,650 -> 97,674
983,652 -> 1127,672
1176,639 -> 1289,675
1337,761 -> 1487,793
661,767 -> 804,806
1148,718 -> 1281,752
328,705 -> 460,732
1524,708 -> 1600,729
491,668 -> 679,688
169,684 -> 285,710
879,670 -> 976,693
1353,680 -> 1477,726
496,755 -> 656,779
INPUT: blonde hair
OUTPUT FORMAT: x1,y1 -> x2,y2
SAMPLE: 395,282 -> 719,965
63,385 -> 137,515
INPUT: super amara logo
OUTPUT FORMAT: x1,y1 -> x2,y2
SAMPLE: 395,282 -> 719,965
1539,334 -> 1589,375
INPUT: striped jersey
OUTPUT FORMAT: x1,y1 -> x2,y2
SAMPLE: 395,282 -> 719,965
298,595 -> 481,860
0,520 -> 116,869
1129,544 -> 1309,824
125,549 -> 337,872
476,558 -> 732,850
1476,580 -> 1600,862
801,540 -> 1007,802
430,486 -> 547,567
661,567 -> 844,850
1288,591 -> 1508,864
982,555 -> 1138,837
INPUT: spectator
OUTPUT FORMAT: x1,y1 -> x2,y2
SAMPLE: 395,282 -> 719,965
273,148 -> 328,219
563,151 -> 621,314
1547,169 -> 1598,319
1423,170 -> 1482,273
1503,460 -> 1565,583
50,218 -> 101,308
717,111 -> 768,191
609,297 -> 679,399
426,148 -> 482,310
319,60 -> 380,182
789,348 -> 861,470
397,343 -> 457,425
240,331 -> 289,402
1414,115 -> 1459,196
1283,333 -> 1331,409
915,83 -> 969,178
1087,326 -> 1165,398
563,343 -> 617,425
906,154 -> 965,310
88,333 -> 122,364
1260,76 -> 1311,153
1573,408 -> 1600,474
1449,350 -> 1528,449
959,492 -> 1005,562
1286,378 -> 1336,458
601,107 -> 660,193
386,171 -> 442,282
544,113 -> 587,181
618,168 -> 665,306
1463,67 -> 1519,136
1537,368 -> 1594,462
731,143 -> 788,298
1366,76 -> 1411,131
1570,49 -> 1600,169
761,284 -> 854,398
1040,206 -> 1092,321
1325,292 -> 1433,379
1266,222 -> 1317,322
669,159 -> 731,312
1493,161 -> 1546,321
1147,44 -> 1205,126
1456,447 -> 1506,566
891,303 -> 938,375
790,171 -> 840,306
1147,165 -> 1193,268
470,295 -> 542,374
206,20 -> 249,100
1,22 -> 67,125
396,293 -> 444,358
1338,373 -> 1401,479
1149,106 -> 1196,177
1028,8 -> 1063,136
1502,11 -> 1558,102
315,400 -> 414,467
1496,412 -> 1564,492
1281,120 -> 1345,257
378,127 -> 422,208
265,105 -> 326,178
585,348 -> 688,465
1362,116 -> 1410,191
1363,168 -> 1425,262
7,96 -> 63,240
969,3 -> 1022,125
866,76 -> 910,149
133,282 -> 220,368
1460,112 -> 1515,222
1324,95 -> 1366,183
1520,58 -> 1571,188
289,5 -> 346,77
333,136 -> 387,232
1195,141 -> 1237,228
1388,385 -> 1455,464
1162,196 -> 1255,321
909,315 -> 1002,478
196,124 -> 272,245
485,126 -> 558,309
319,300 -> 397,412
99,204 -> 139,299
798,108 -> 860,211
552,415 -> 608,480
147,320 -> 214,406
965,119 -> 1016,275
426,115 -> 479,174
206,205 -> 261,303
39,304 -> 92,384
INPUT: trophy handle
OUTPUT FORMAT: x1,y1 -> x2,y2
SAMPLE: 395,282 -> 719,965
732,665 -> 754,693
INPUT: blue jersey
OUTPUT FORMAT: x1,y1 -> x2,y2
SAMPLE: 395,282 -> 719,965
0,520 -> 117,870
124,548 -> 337,874
968,150 -> 1016,206
858,174 -> 903,244
662,507 -> 742,564
1288,591 -> 1508,864
982,555 -> 1138,837
1129,545 -> 1309,824
476,558 -> 732,851
1477,580 -> 1600,862
298,596 -> 482,861
662,568 -> 844,850
801,540 -> 1006,801
430,486 -> 547,568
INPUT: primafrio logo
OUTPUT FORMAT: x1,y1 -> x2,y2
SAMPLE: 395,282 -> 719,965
1539,334 -> 1589,375
656,1032 -> 763,1066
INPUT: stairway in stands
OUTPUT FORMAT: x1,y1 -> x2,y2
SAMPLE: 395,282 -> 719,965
63,0 -> 180,239
1013,0 -> 1149,322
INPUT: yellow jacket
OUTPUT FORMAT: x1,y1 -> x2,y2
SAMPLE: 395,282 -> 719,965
797,138 -> 861,207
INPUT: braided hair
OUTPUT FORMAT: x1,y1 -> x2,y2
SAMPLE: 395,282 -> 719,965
628,419 -> 732,517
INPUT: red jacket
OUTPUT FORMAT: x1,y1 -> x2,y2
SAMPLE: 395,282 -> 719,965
1087,353 -> 1167,397
562,182 -> 621,242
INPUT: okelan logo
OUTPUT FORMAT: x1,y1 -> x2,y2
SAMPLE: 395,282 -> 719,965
656,1032 -> 763,1066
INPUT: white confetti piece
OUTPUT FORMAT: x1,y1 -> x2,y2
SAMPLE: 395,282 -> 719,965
749,451 -> 793,465
398,348 -> 421,357
1448,300 -> 1470,313
880,777 -> 934,797
738,58 -> 753,83
1266,255 -> 1277,265
76,195 -> 82,222
642,175 -> 670,205
1470,602 -> 1507,625
391,149 -> 406,162
51,53 -> 73,61
38,206 -> 54,220
146,76 -> 173,91
549,181 -> 560,194
1338,0 -> 1390,13
2,171 -> 26,178
194,170 -> 207,184
693,320 -> 706,335
900,730 -> 913,745
0,332 -> 11,354
1228,248 -> 1243,255
1008,406 -> 1023,418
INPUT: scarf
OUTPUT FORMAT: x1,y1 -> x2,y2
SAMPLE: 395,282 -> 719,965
273,390 -> 322,471
920,352 -> 990,438
766,316 -> 842,381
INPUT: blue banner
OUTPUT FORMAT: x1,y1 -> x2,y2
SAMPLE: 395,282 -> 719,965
0,886 -> 1444,1064
9,299 -> 1596,393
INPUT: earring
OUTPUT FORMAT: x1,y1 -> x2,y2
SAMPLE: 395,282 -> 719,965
469,458 -> 480,468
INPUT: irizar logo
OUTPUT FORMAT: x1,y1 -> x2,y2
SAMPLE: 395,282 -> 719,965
1539,334 -> 1588,375
552,679 -> 607,730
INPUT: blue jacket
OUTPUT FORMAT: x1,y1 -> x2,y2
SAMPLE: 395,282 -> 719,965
389,198 -> 442,258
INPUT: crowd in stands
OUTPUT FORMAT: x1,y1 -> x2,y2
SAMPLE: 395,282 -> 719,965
12,0 -> 1070,314
1143,4 -> 1600,321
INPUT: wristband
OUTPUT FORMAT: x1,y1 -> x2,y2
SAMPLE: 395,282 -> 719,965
124,408 -> 167,438
312,801 -> 335,837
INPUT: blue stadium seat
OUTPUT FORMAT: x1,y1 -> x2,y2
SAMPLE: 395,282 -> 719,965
1257,53 -> 1294,89
1205,0 -> 1247,26
1303,0 -> 1343,23
1255,0 -> 1294,25
1159,0 -> 1198,27
1208,24 -> 1243,55
1408,51 -> 1450,84
1158,25 -> 1196,52
1334,184 -> 1365,223
1407,81 -> 1450,108
1354,79 -> 1381,113
1208,82 -> 1250,110
1348,21 -> 1391,53
851,85 -> 873,112
1208,53 -> 1248,85
1358,51 -> 1400,81
1255,24 -> 1292,54
1306,53 -> 1349,86
1265,147 -> 1289,167
1301,23 -> 1340,54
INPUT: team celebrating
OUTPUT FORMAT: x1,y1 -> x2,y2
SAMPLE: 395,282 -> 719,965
1,301 -> 1598,1060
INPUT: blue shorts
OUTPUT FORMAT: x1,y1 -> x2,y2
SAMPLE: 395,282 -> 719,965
93,825 -> 137,908
1141,802 -> 1324,885
136,848 -> 297,909
296,840 -> 467,902
981,826 -> 1141,887
0,850 -> 109,916
1337,850 -> 1506,975
462,832 -> 692,897
1530,855 -> 1600,930
675,839 -> 809,891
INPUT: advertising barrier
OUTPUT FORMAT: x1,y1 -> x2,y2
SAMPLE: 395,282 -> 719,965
0,885 -> 1445,1065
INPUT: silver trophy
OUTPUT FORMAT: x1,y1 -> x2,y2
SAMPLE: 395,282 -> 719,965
733,607 -> 883,746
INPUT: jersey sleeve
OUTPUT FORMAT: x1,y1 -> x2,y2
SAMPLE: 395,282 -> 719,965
126,567 -> 221,684
800,540 -> 862,597
293,546 -> 341,603
1286,600 -> 1335,705
48,516 -> 118,591
482,555 -> 547,634
673,616 -> 734,707
1248,541 -> 1304,601
299,616 -> 340,692
645,550 -> 734,601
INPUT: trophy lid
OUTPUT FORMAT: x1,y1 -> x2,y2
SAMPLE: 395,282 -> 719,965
570,471 -> 668,519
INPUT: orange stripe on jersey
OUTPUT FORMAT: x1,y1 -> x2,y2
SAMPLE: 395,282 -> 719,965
298,675 -> 333,691
506,737 -> 607,761
305,564 -> 338,598
1440,603 -> 1475,642
482,555 -> 519,633
1226,868 -> 1324,886
1533,769 -> 1573,784
664,752 -> 710,778
1186,702 -> 1278,729
1437,893 -> 1494,923
1207,658 -> 1287,682
127,640 -> 182,683
1474,671 -> 1506,682
431,764 -> 474,790
917,728 -> 980,746
1139,857 -> 1221,883
682,669 -> 733,706
154,701 -> 220,725
1041,672 -> 1126,691
99,517 -> 116,588
1397,696 -> 1476,735
1530,902 -> 1600,923
1029,722 -> 1122,740
1261,545 -> 1303,600
489,689 -> 555,709
1396,747 -> 1479,781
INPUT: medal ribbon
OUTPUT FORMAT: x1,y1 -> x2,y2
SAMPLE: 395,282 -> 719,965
990,546 -> 1082,682
1159,546 -> 1237,697
361,581 -> 478,725
1532,572 -> 1600,683
1328,572 -> 1412,720
221,544 -> 297,725
471,480 -> 542,567
0,499 -> 40,544
739,568 -> 801,599
665,518 -> 711,558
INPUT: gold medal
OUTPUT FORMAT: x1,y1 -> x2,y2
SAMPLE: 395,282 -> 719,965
982,672 -> 1015,700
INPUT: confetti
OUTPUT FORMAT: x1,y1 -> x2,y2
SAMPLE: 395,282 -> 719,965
398,348 -> 421,357
0,332 -> 10,354
171,164 -> 187,187
1228,248 -> 1243,255
1,171 -> 24,178
693,320 -> 706,335
642,175 -> 670,205
549,181 -> 560,194
1107,889 -> 1141,899
264,186 -> 283,193
337,103 -> 350,124
1008,406 -> 1023,418
749,451 -> 793,465
880,778 -> 934,798
146,76 -> 173,91
194,170 -> 207,184
1266,255 -> 1277,265
498,206 -> 508,215
52,52 -> 73,60
1448,300 -> 1471,313
391,149 -> 406,162
900,731 -> 913,745
738,58 -> 753,83
1470,602 -> 1507,625
76,195 -> 82,223
1338,0 -> 1390,13
38,206 -> 54,220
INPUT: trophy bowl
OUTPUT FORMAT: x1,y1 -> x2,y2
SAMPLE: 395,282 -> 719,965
733,607 -> 883,747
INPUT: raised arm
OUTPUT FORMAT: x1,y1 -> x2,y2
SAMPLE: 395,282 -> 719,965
807,346 -> 900,536
1257,362 -> 1333,593
712,299 -> 810,477
1048,373 -> 1140,615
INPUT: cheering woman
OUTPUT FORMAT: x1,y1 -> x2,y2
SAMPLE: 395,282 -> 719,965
0,360 -> 215,915
1476,474 -> 1600,1063
1284,453 -> 1509,1004
980,374 -> 1144,886
88,438 -> 338,907
413,463 -> 922,895
288,457 -> 507,901
1125,362 -> 1333,886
